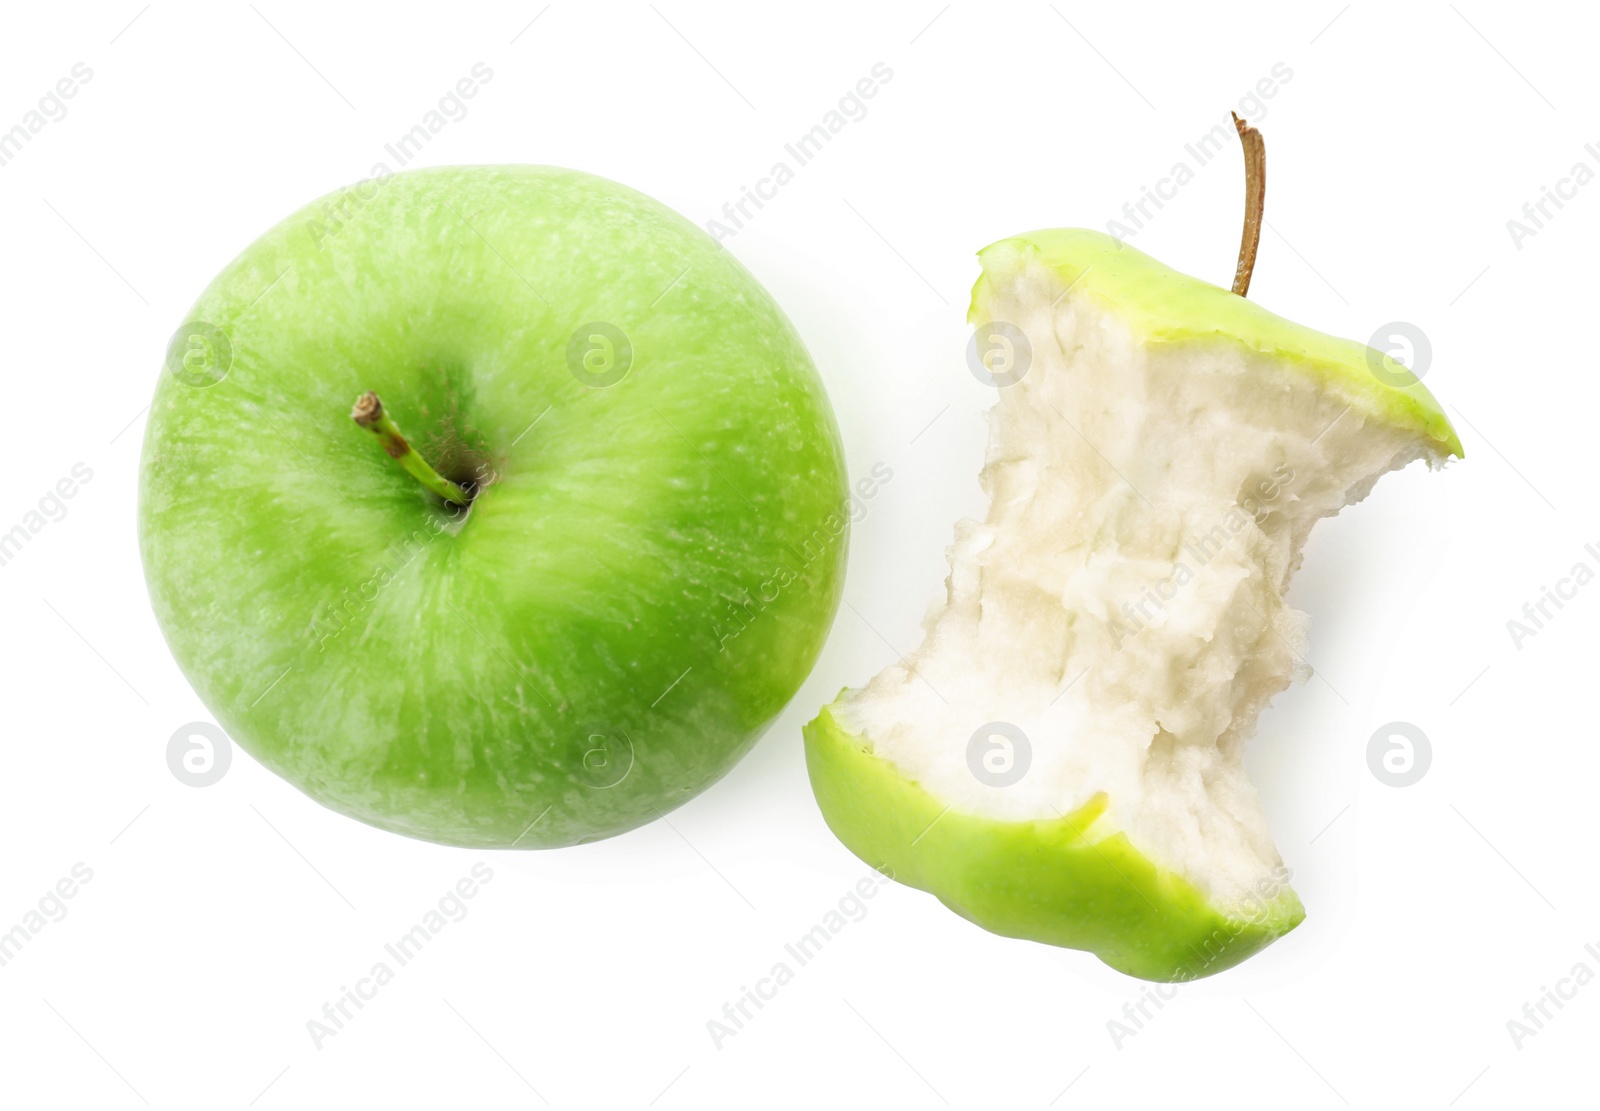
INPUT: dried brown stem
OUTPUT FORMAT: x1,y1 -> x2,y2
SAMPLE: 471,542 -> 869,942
1231,111 -> 1266,298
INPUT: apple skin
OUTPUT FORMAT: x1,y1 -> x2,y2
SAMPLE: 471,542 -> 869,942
804,229 -> 1462,980
806,707 -> 1304,982
141,165 -> 849,848
972,229 -> 1462,455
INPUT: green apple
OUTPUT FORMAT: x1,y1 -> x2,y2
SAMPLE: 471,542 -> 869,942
141,165 -> 849,848
805,228 -> 1461,981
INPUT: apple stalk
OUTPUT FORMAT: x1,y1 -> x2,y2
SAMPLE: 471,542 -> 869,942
1230,111 -> 1265,298
351,391 -> 472,506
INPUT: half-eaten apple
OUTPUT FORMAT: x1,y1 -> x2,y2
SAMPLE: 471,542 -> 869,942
804,119 -> 1461,980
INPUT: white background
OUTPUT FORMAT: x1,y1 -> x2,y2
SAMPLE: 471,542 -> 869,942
0,1 -> 1592,1107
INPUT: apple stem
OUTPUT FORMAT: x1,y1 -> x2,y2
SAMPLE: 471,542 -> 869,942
351,391 -> 471,506
1230,111 -> 1265,298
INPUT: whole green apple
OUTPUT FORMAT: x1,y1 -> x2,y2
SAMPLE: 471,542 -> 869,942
141,165 -> 848,848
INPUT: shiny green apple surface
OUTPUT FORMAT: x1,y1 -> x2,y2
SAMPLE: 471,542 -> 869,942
142,165 -> 848,848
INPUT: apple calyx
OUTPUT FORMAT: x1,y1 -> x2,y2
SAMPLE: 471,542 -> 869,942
1230,111 -> 1265,298
350,390 -> 473,506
